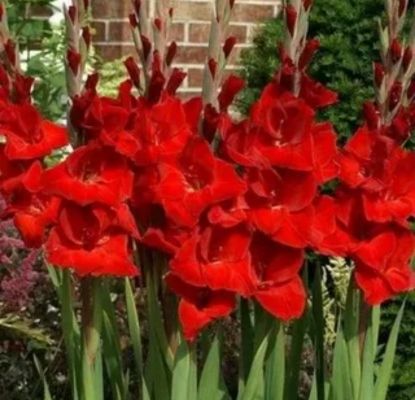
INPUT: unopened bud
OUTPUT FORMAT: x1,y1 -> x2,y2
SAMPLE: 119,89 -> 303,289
68,5 -> 77,24
208,58 -> 217,78
403,47 -> 412,71
124,56 -> 140,88
82,27 -> 91,48
299,38 -> 319,69
223,36 -> 236,59
389,81 -> 402,110
399,0 -> 407,17
363,101 -> 379,130
303,0 -> 313,11
166,41 -> 177,66
67,48 -> 81,74
154,18 -> 162,31
4,40 -> 16,66
390,39 -> 402,63
129,13 -> 138,28
374,63 -> 385,88
141,35 -> 152,60
285,5 -> 297,36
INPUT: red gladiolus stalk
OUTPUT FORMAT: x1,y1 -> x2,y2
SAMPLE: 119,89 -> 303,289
201,0 -> 236,108
64,0 -> 90,99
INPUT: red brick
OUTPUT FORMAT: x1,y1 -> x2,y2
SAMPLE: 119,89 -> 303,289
174,2 -> 212,21
94,44 -> 136,61
108,21 -> 132,42
175,45 -> 208,64
232,4 -> 275,22
91,21 -> 107,42
189,23 -> 246,43
91,0 -> 130,19
187,68 -> 204,87
170,23 -> 185,42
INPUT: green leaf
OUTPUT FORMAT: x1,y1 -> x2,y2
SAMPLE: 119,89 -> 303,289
102,312 -> 126,400
198,334 -> 230,400
285,270 -> 309,400
33,355 -> 53,400
344,282 -> 361,399
329,320 -> 351,400
125,278 -> 145,397
359,306 -> 375,400
171,338 -> 197,400
240,326 -> 269,400
264,321 -> 285,400
312,265 -> 326,400
239,298 -> 254,389
146,267 -> 174,371
374,301 -> 406,400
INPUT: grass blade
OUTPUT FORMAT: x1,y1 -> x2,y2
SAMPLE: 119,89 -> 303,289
199,334 -> 230,400
265,321 -> 285,400
374,300 -> 405,400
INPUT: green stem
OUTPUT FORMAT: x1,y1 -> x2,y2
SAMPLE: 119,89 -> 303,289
80,277 -> 103,400
312,263 -> 325,400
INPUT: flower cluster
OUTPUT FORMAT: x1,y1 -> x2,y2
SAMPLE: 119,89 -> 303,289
1,0 -> 414,342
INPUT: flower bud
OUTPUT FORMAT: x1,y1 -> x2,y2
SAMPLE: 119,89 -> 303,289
68,5 -> 77,24
403,46 -> 412,71
133,0 -> 141,15
154,18 -> 162,32
166,68 -> 186,94
373,63 -> 385,88
166,41 -> 177,66
408,79 -> 415,99
129,13 -> 138,28
390,39 -> 402,63
67,48 -> 81,75
82,27 -> 91,49
285,5 -> 297,36
389,81 -> 402,110
208,58 -> 217,78
363,101 -> 379,130
299,38 -> 319,69
223,36 -> 236,59
85,73 -> 99,91
399,0 -> 407,17
141,35 -> 152,60
4,40 -> 16,67
303,0 -> 313,11
124,57 -> 140,88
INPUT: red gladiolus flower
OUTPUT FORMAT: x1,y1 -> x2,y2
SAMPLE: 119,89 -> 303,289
354,230 -> 415,304
300,75 -> 338,109
1,162 -> 60,248
43,145 -> 134,206
361,148 -> 415,223
165,273 -> 235,341
45,203 -> 139,277
251,233 -> 306,320
155,137 -> 246,227
245,168 -> 315,247
170,223 -> 255,296
0,103 -> 68,160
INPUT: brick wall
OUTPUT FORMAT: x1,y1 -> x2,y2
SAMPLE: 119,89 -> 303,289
91,0 -> 281,95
